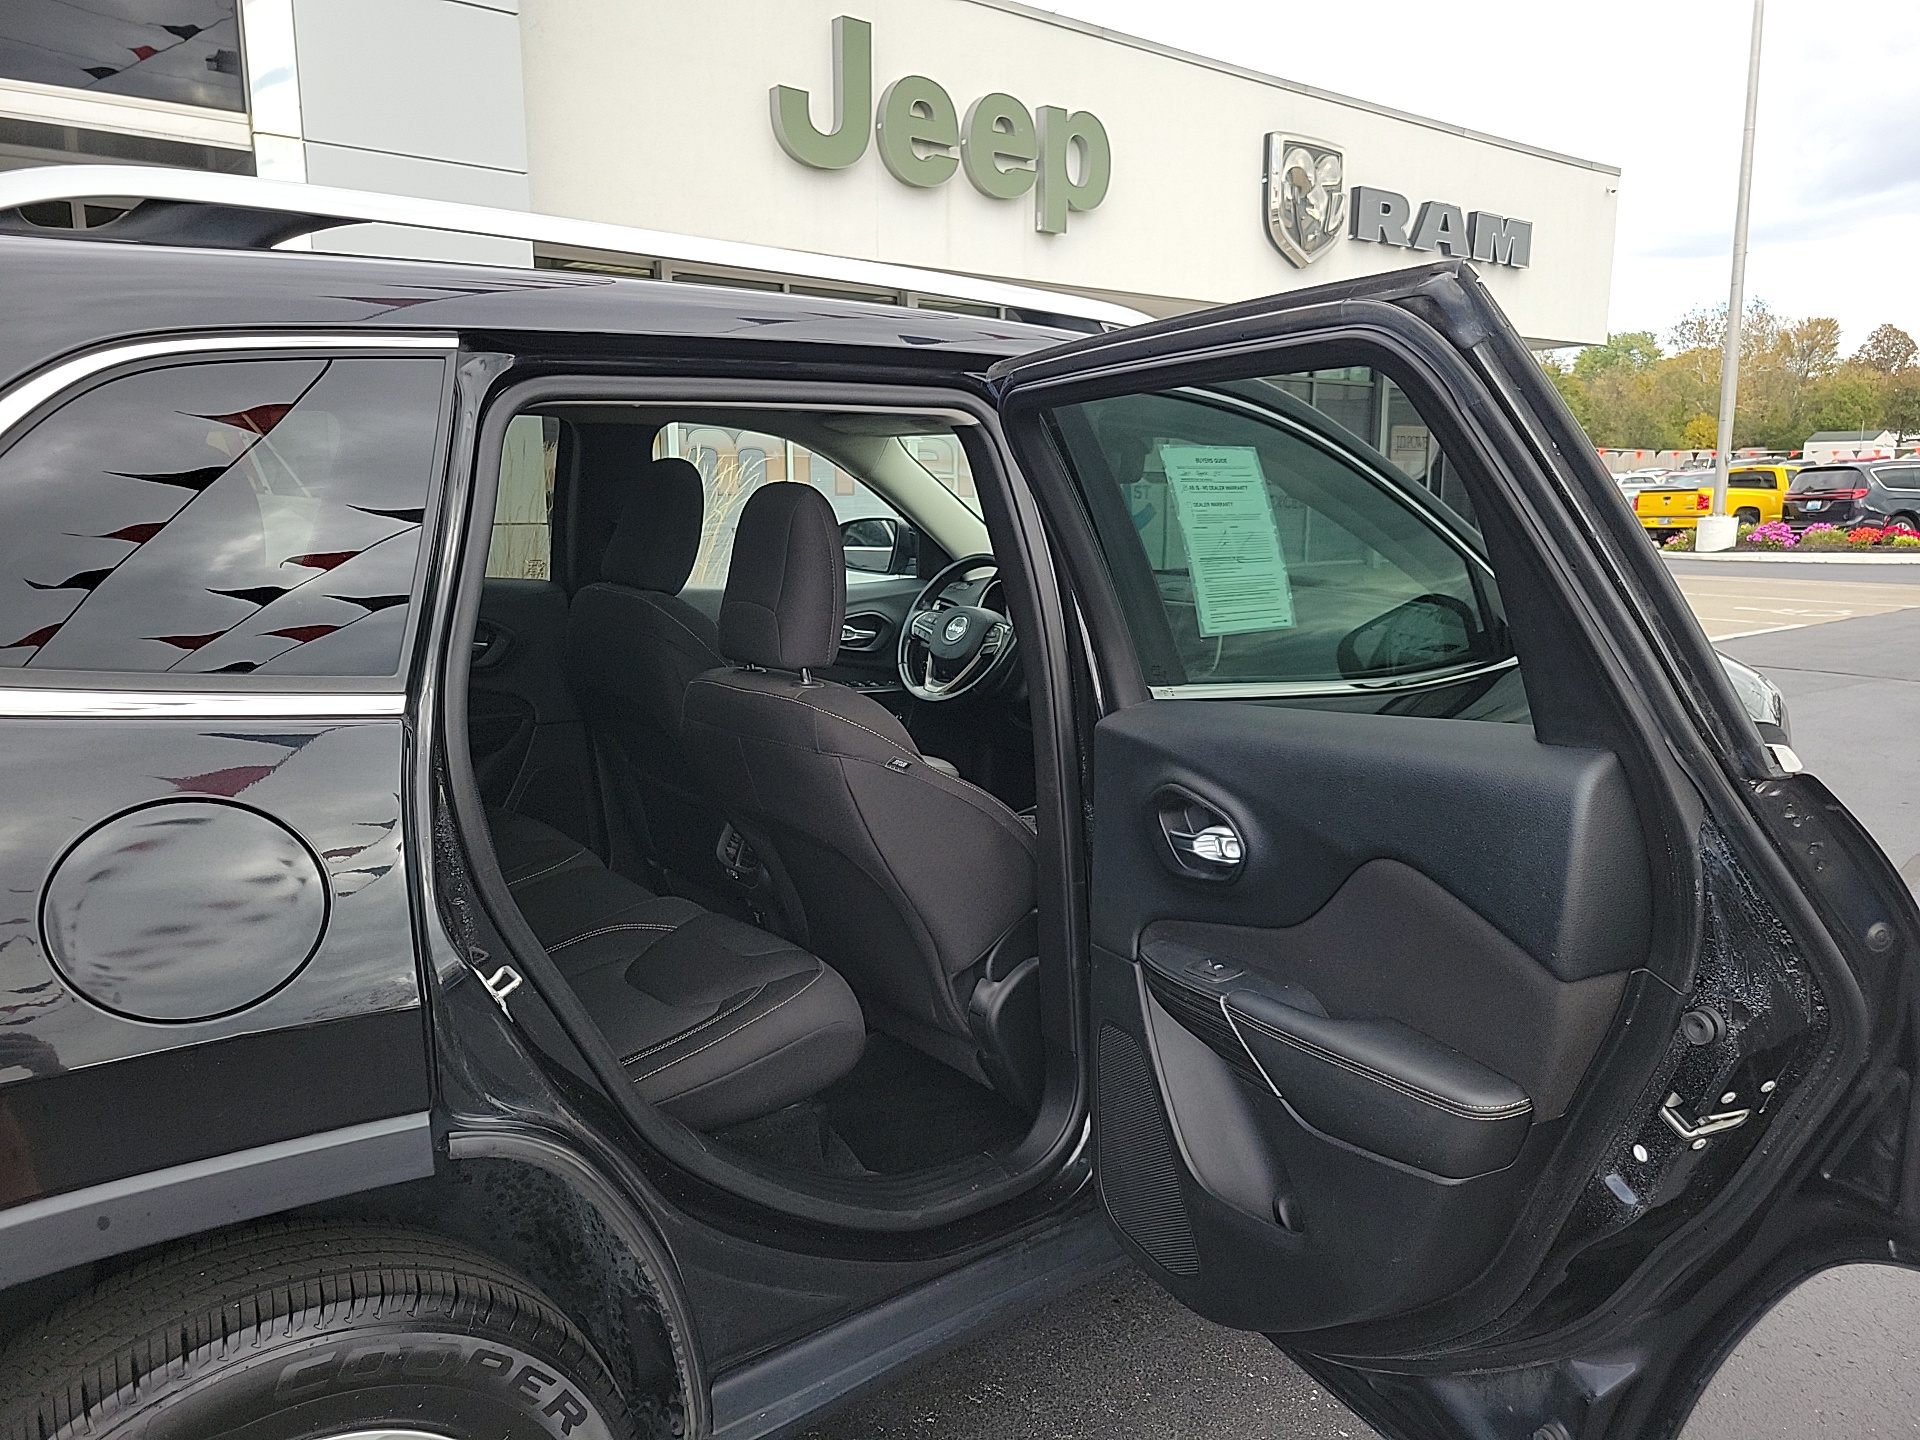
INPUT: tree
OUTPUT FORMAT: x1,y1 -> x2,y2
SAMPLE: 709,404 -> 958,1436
1884,370 -> 1920,441
1780,317 -> 1842,383
1851,323 -> 1918,375
1801,373 -> 1881,435
1544,301 -> 1915,451
1682,412 -> 1720,449
1571,331 -> 1662,380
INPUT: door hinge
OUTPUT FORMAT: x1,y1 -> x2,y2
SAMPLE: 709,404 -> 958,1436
1660,1090 -> 1752,1144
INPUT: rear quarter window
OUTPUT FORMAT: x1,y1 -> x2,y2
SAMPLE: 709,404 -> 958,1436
0,354 -> 448,678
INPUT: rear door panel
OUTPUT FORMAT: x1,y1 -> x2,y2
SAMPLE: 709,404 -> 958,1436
1092,701 -> 1646,1329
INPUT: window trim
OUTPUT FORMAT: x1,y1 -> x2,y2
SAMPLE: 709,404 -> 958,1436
0,332 -> 457,444
0,332 -> 460,692
0,688 -> 406,718
1147,653 -> 1520,702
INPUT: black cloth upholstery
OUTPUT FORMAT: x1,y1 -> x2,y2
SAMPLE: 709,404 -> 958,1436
565,462 -> 728,894
682,491 -> 1036,1084
599,457 -> 705,593
717,483 -> 845,672
489,807 -> 865,1129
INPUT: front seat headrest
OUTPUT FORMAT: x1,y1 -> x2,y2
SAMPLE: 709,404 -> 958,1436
599,457 -> 705,594
718,483 -> 845,672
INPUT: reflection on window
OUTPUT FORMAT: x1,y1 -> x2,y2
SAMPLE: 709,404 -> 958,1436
0,356 -> 445,676
1265,369 -> 1477,528
0,0 -> 246,112
487,416 -> 559,580
1044,365 -> 1513,707
652,424 -> 903,588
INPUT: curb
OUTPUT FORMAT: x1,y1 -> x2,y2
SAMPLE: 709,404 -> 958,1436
1660,551 -> 1920,565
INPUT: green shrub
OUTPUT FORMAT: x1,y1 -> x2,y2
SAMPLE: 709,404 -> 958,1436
1798,527 -> 1854,550
1889,535 -> 1920,550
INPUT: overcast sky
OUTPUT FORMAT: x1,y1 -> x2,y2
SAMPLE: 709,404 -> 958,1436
1041,0 -> 1919,354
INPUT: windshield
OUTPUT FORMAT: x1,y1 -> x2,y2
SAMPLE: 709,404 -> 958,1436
1789,467 -> 1862,493
897,434 -> 983,519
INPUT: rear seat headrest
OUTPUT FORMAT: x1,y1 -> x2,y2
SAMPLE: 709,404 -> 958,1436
600,457 -> 706,594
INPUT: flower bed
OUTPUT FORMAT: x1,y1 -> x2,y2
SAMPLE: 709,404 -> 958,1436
1655,522 -> 1920,553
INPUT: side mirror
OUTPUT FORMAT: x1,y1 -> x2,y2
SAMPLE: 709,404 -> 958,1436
1337,593 -> 1487,679
841,517 -> 918,575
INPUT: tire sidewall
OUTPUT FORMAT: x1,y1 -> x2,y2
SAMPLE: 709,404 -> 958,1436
68,1321 -> 627,1440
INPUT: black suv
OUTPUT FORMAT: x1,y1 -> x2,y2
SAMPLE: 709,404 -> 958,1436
1782,459 -> 1920,529
0,167 -> 1915,1440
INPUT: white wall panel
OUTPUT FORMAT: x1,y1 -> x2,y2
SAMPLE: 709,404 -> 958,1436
293,0 -> 527,173
519,0 -> 1616,343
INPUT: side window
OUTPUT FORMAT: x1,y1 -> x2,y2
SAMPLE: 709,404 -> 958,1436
486,415 -> 559,579
652,423 -> 908,587
1043,364 -> 1516,705
0,355 -> 446,677
1733,471 -> 1775,491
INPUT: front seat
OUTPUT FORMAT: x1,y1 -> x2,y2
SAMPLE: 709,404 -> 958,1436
565,457 -> 729,899
682,483 -> 1039,1097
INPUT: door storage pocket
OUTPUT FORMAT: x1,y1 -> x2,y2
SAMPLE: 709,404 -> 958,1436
1223,987 -> 1531,1179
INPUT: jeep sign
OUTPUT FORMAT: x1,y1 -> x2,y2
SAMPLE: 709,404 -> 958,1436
771,16 -> 1111,234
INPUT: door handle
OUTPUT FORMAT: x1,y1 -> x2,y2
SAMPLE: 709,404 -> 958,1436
471,621 -> 511,670
1172,824 -> 1243,866
1154,788 -> 1246,880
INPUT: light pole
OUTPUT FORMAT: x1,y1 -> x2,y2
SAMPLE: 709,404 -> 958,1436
1699,0 -> 1766,552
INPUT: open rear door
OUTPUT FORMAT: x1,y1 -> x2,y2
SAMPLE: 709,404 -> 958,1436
992,261 -> 1920,1440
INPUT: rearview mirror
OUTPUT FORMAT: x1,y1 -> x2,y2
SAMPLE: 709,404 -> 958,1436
841,517 -> 918,574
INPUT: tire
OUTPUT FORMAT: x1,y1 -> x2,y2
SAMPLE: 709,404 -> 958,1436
1735,508 -> 1761,524
1891,512 -> 1918,532
0,1222 -> 639,1440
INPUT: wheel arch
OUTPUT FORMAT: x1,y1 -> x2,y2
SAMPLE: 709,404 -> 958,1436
0,1137 -> 700,1434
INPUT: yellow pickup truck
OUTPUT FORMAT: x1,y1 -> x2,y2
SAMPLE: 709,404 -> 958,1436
1633,464 -> 1796,543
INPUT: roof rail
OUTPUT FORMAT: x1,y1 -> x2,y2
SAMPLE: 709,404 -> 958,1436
0,164 -> 1148,329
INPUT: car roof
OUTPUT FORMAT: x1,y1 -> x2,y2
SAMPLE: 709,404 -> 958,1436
0,232 -> 1077,396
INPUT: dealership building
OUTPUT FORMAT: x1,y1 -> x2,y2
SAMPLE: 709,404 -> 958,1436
0,0 -> 1618,345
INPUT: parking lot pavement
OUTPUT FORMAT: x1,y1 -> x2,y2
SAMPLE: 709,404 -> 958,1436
1662,557 -> 1920,641
801,1266 -> 1366,1440
1713,595 -> 1920,894
809,563 -> 1920,1440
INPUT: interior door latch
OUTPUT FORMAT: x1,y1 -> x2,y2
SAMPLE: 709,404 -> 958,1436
1154,787 -> 1246,881
1659,1090 -> 1751,1143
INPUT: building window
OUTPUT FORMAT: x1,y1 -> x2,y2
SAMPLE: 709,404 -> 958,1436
653,424 -> 906,590
486,416 -> 559,580
0,1 -> 246,112
0,355 -> 447,677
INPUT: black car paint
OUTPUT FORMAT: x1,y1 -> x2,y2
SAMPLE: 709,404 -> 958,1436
0,232 -> 1915,1440
0,722 -> 425,1185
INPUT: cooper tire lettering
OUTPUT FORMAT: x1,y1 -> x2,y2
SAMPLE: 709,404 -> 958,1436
0,1224 -> 644,1440
274,1349 -> 339,1398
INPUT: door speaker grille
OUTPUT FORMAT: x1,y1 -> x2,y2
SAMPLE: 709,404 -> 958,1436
1097,1023 -> 1200,1276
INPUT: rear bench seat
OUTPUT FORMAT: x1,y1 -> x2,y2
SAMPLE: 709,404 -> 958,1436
488,808 -> 865,1129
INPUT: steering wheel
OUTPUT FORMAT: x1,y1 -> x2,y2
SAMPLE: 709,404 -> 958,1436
897,554 -> 1018,703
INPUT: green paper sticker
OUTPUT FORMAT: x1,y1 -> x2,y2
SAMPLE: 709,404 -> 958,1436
1161,444 -> 1294,636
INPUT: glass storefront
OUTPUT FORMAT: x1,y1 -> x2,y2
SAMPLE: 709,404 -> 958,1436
1,0 -> 244,112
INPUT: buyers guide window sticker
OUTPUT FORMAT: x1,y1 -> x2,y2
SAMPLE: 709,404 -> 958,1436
1160,444 -> 1295,636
